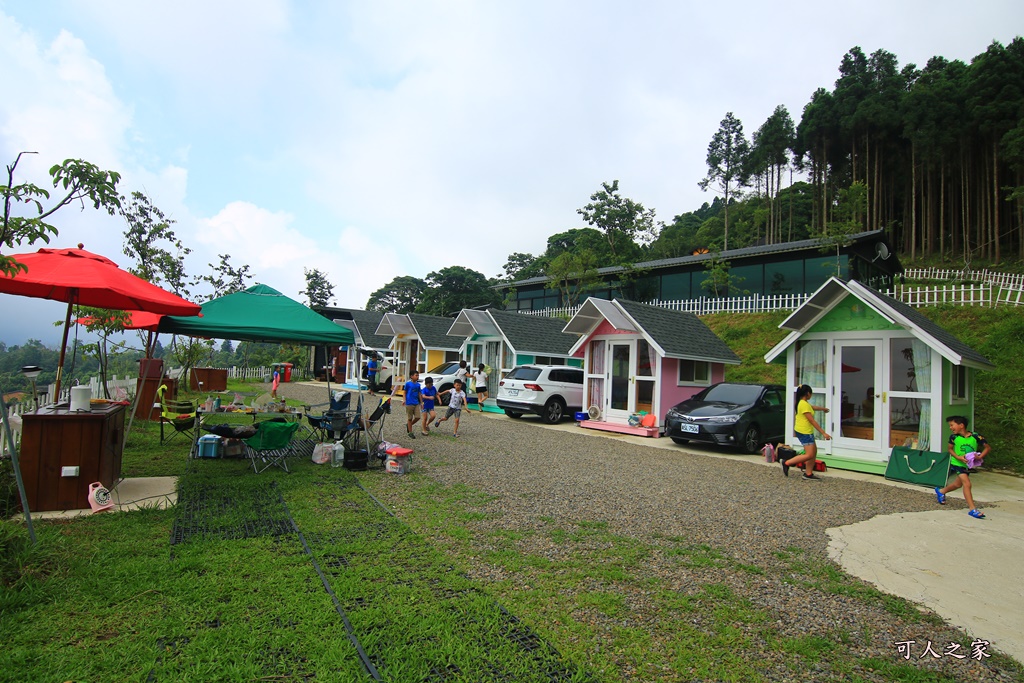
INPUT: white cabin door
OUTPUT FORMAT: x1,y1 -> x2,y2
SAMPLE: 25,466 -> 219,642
833,341 -> 883,453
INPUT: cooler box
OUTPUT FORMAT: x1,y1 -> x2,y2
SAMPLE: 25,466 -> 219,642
197,434 -> 221,459
385,447 -> 413,474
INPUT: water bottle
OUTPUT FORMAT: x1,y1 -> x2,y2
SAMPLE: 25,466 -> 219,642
213,397 -> 221,410
332,441 -> 345,468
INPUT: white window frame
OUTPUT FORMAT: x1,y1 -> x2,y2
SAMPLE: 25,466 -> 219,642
677,359 -> 711,386
950,365 -> 969,404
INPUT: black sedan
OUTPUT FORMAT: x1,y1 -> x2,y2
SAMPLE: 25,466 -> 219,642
663,382 -> 787,454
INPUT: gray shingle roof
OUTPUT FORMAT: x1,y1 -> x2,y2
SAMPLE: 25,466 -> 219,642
317,307 -> 393,349
864,286 -> 994,369
486,308 -> 580,357
408,313 -> 464,351
615,299 -> 741,364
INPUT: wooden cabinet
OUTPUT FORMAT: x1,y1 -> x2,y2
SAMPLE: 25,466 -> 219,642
18,403 -> 126,511
190,367 -> 228,392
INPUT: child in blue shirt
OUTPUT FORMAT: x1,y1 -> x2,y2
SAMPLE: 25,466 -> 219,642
420,376 -> 438,435
403,371 -> 422,439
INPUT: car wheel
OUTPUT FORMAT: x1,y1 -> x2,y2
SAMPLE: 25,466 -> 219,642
542,398 -> 565,424
439,383 -> 453,395
741,425 -> 762,454
504,409 -> 523,419
670,437 -> 690,446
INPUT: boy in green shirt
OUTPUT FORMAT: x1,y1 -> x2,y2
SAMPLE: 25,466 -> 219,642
935,415 -> 990,518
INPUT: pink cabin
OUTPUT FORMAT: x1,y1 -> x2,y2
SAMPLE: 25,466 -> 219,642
563,298 -> 741,436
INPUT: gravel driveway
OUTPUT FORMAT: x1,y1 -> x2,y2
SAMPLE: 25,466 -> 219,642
280,383 -> 1020,681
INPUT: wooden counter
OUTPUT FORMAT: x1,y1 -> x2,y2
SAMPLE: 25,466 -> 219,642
18,403 -> 126,511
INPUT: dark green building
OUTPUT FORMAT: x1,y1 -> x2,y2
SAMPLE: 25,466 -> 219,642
500,230 -> 902,311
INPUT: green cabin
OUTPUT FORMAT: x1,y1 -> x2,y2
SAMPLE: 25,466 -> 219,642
765,278 -> 994,474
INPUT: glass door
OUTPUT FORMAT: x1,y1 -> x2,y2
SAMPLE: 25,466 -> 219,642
834,341 -> 882,452
606,342 -> 632,421
585,339 -> 605,419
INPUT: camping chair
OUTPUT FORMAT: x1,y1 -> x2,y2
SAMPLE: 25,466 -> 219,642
157,384 -> 197,445
341,396 -> 391,466
304,392 -> 353,441
244,420 -> 301,473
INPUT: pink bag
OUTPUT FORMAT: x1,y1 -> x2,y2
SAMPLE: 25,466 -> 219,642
761,443 -> 776,463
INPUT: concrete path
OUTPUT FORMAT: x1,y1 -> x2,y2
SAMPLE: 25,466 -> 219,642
826,472 -> 1024,663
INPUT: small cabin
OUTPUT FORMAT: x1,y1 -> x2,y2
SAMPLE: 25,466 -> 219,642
447,308 -> 583,377
375,312 -> 464,381
563,297 -> 741,436
764,278 -> 994,474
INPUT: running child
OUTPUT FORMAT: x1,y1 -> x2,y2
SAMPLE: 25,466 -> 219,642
420,376 -> 438,436
935,415 -> 990,518
473,363 -> 489,412
403,370 -> 423,439
435,378 -> 470,437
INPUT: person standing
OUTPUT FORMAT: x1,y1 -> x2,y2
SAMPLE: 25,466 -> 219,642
420,376 -> 438,436
403,370 -> 423,439
781,384 -> 831,480
456,359 -> 469,383
435,379 -> 470,437
366,354 -> 380,395
935,415 -> 990,518
271,367 -> 281,399
473,363 -> 489,412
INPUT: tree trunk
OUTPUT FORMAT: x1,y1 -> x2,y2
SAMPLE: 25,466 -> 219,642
993,139 -> 1001,264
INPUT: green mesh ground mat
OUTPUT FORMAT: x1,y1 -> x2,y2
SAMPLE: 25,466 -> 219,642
885,446 -> 951,488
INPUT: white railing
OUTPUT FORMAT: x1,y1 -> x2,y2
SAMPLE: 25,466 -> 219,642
904,267 -> 1024,290
521,282 -> 1022,318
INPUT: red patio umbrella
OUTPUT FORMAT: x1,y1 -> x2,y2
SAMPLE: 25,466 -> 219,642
0,245 -> 201,400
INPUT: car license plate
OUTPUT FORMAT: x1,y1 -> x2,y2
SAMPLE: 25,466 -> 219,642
679,423 -> 699,434
506,389 -> 518,396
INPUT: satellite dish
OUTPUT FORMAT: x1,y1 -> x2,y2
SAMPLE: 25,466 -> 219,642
873,243 -> 890,261
587,405 -> 602,420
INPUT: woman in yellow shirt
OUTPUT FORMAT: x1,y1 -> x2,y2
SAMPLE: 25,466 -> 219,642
781,384 -> 831,480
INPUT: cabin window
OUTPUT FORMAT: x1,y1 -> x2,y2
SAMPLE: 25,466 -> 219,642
677,359 -> 710,385
951,366 -> 968,403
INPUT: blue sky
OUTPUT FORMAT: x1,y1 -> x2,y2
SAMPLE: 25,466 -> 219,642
1,0 -> 1021,347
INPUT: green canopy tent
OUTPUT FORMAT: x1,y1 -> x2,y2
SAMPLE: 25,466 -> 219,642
157,284 -> 354,394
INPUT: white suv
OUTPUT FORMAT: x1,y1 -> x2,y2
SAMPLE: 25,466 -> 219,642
496,365 -> 584,424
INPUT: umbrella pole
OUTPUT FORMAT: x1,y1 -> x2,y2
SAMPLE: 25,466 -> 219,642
0,393 -> 37,544
53,297 -> 75,403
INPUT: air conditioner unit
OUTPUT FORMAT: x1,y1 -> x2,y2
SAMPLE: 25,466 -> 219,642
587,405 -> 602,420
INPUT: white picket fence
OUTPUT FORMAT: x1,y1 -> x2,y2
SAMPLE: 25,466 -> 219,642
903,267 -> 1024,291
520,282 -> 1023,319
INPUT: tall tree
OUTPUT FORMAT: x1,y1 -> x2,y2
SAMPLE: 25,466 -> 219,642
120,191 -> 192,298
699,113 -> 750,251
2,154 -> 122,276
748,105 -> 796,244
366,275 -> 426,314
200,254 -> 253,297
577,180 -> 654,263
416,266 -> 500,317
545,249 -> 601,307
501,252 -> 545,282
302,267 -> 335,308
